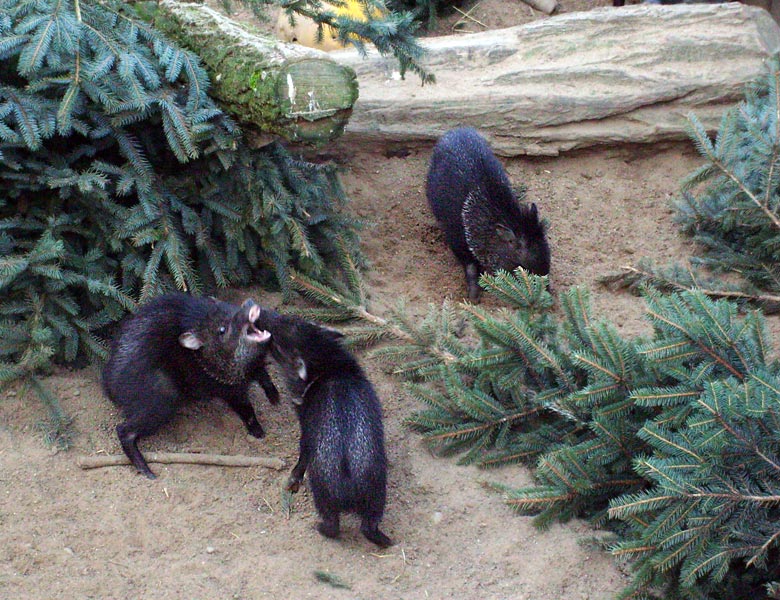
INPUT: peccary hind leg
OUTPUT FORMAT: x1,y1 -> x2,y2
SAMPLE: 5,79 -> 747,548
317,513 -> 341,539
317,511 -> 340,540
114,372 -> 179,479
116,401 -> 178,479
116,424 -> 156,479
286,446 -> 310,492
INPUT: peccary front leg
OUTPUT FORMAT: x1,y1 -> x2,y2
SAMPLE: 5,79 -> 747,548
223,390 -> 265,438
255,366 -> 280,405
465,263 -> 482,303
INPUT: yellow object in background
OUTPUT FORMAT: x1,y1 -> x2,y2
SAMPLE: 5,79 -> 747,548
274,1 -> 383,52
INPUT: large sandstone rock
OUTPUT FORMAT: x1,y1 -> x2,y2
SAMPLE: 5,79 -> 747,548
330,3 -> 780,156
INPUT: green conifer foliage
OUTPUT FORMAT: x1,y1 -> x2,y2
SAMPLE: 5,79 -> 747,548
288,258 -> 780,598
384,0 -> 459,30
605,56 -> 780,312
414,278 -> 780,598
269,0 -> 435,83
0,0 -> 364,443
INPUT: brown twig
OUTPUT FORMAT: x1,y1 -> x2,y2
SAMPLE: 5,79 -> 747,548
619,265 -> 780,305
453,3 -> 487,30
77,452 -> 285,471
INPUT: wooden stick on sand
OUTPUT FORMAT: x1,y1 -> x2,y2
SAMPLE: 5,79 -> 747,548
77,452 -> 286,471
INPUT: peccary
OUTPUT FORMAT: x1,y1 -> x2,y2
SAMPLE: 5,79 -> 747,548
252,308 -> 392,548
102,293 -> 277,479
426,127 -> 551,302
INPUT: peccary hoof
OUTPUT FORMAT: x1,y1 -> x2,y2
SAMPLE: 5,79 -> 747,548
361,526 -> 393,549
317,521 -> 340,540
246,422 -> 265,439
285,476 -> 302,493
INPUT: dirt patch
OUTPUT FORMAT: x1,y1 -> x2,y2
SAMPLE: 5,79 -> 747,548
0,2 -> 753,599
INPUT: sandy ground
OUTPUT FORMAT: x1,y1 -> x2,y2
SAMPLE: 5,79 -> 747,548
0,1 -> 753,599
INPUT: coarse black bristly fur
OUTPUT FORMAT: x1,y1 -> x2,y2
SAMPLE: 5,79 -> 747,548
253,308 -> 392,548
101,293 -> 276,479
426,127 -> 551,302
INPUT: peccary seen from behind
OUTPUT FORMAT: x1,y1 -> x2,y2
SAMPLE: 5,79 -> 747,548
426,127 -> 550,301
252,308 -> 392,548
102,293 -> 277,479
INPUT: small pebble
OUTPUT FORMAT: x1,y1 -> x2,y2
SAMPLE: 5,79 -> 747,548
206,546 -> 215,554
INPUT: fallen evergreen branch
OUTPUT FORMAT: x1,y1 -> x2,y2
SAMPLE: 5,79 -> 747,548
269,0 -> 434,84
601,262 -> 780,314
287,263 -> 780,599
604,55 -> 780,308
30,377 -> 73,450
288,262 -> 463,371
1,0 -> 366,433
313,570 -> 352,590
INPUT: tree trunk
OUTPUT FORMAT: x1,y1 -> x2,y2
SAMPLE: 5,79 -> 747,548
153,0 -> 358,145
330,3 -> 780,156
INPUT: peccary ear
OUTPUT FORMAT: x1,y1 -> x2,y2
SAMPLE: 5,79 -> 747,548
321,325 -> 344,342
295,357 -> 307,381
179,332 -> 203,350
495,224 -> 517,243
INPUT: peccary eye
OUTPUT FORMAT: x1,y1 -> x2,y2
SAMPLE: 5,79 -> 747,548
218,326 -> 226,335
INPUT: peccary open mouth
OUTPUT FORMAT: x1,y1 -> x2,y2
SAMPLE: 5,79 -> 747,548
244,302 -> 271,344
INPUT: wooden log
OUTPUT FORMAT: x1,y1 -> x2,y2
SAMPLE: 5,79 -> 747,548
153,0 -> 358,145
77,452 -> 286,471
330,3 -> 780,156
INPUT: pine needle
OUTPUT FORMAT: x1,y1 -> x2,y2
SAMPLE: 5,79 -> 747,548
313,570 -> 352,590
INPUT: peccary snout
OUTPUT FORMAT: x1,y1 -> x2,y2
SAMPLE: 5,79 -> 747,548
426,127 -> 550,302
102,294 -> 275,479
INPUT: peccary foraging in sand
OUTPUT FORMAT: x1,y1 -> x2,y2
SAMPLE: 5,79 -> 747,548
102,293 -> 277,479
426,127 -> 550,302
252,308 -> 392,548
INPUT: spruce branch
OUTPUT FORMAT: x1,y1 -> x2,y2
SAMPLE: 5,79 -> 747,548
1,0 -> 368,440
266,0 -> 435,84
605,57 -> 780,312
603,263 -> 780,308
288,267 -> 459,367
687,111 -> 780,232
